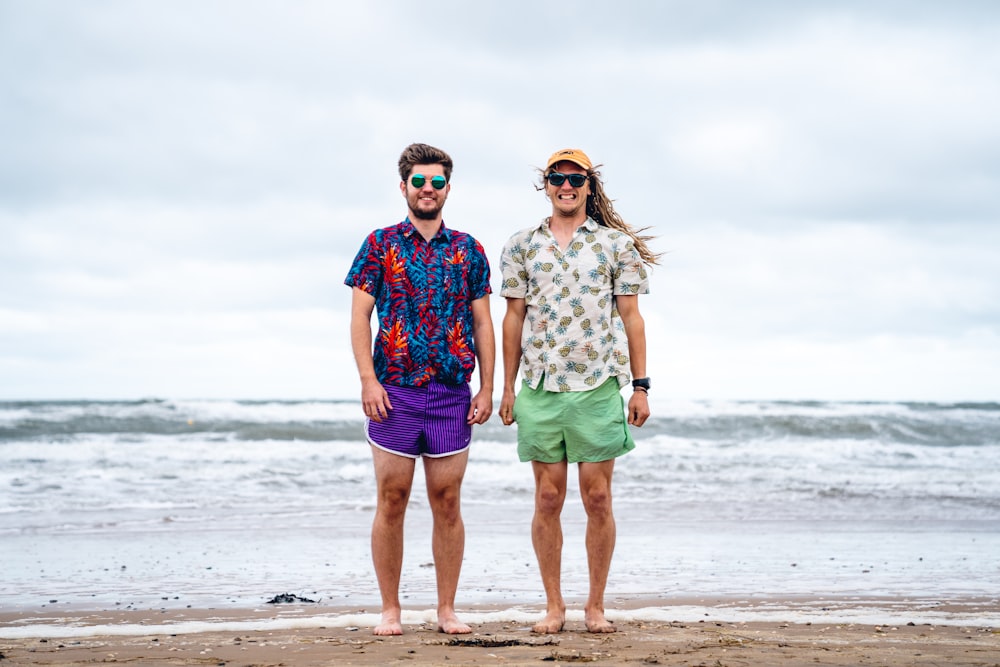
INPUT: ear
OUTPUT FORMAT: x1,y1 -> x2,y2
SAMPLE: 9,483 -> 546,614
399,180 -> 407,197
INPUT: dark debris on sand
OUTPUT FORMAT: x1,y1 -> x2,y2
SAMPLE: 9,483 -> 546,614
265,593 -> 317,604
435,634 -> 559,648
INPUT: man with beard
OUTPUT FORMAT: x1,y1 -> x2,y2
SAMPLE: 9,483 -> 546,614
345,143 -> 495,635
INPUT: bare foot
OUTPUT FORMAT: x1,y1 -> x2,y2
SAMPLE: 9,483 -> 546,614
531,610 -> 565,634
585,610 -> 616,633
373,611 -> 404,636
437,611 -> 472,635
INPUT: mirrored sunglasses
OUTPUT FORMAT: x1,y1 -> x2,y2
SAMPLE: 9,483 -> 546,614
410,174 -> 448,190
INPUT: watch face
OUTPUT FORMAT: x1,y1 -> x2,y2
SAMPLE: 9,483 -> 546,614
632,378 -> 651,390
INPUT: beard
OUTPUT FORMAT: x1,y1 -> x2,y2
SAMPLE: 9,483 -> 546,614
411,205 -> 443,220
408,192 -> 445,220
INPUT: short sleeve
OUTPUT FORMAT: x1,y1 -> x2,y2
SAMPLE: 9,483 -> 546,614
469,239 -> 493,300
344,232 -> 383,295
612,236 -> 650,296
499,232 -> 529,299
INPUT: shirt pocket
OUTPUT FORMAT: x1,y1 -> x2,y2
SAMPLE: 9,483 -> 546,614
443,262 -> 470,298
571,253 -> 612,289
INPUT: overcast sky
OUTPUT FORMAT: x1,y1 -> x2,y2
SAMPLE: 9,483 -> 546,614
2,1 -> 998,402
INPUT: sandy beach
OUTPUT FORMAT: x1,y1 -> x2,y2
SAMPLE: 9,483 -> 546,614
2,611 -> 998,666
2,605 -> 999,667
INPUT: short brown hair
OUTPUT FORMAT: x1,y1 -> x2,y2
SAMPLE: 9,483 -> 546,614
398,143 -> 453,182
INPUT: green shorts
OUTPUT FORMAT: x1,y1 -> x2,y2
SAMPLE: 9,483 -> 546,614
513,377 -> 636,463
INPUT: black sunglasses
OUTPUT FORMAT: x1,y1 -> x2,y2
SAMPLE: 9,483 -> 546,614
546,172 -> 588,187
410,174 -> 448,190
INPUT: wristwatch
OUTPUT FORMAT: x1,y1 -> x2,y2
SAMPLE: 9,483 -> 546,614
631,377 -> 651,391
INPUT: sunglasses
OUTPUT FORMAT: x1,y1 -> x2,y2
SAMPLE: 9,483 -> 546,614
410,174 -> 448,190
546,172 -> 588,187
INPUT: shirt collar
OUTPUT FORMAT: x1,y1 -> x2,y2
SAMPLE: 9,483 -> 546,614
402,217 -> 451,242
540,215 -> 599,233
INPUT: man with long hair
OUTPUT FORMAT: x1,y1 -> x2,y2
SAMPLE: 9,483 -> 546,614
499,148 -> 659,633
346,143 -> 495,635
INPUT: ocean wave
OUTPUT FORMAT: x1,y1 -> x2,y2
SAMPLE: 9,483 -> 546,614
3,399 -> 999,447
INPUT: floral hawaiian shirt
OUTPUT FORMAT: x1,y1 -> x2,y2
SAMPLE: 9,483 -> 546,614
499,216 -> 649,392
345,219 -> 492,387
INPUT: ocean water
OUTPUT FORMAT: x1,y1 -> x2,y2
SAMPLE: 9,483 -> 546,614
1,398 -> 999,633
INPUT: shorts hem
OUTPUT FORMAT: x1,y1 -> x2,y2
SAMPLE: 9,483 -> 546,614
367,435 -> 420,459
367,429 -> 471,459
423,443 -> 471,458
518,449 -> 632,464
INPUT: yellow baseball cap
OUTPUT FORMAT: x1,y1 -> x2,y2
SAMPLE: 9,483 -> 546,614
545,148 -> 592,171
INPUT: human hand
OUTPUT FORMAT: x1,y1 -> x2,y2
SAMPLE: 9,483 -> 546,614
498,390 -> 516,426
467,390 -> 493,425
627,390 -> 650,427
361,379 -> 392,422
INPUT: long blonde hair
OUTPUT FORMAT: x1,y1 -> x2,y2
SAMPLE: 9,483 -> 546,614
539,165 -> 661,265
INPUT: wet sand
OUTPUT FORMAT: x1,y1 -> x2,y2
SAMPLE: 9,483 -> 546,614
2,609 -> 997,666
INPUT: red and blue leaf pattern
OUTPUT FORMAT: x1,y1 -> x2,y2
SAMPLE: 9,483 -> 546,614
345,219 -> 491,387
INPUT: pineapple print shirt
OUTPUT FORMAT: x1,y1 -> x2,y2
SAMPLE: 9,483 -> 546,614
499,216 -> 649,393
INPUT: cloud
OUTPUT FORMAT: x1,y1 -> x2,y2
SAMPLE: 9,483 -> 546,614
1,1 -> 998,400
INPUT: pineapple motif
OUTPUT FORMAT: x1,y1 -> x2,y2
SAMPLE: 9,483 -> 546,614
500,221 -> 649,393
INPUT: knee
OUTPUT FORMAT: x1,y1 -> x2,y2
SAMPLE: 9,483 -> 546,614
535,484 -> 566,516
378,485 -> 411,517
429,487 -> 462,523
582,487 -> 612,518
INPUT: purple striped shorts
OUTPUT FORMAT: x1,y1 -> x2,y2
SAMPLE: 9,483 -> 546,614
365,381 -> 473,458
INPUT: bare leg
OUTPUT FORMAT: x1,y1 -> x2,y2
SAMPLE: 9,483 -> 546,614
370,446 -> 415,635
530,460 -> 568,633
424,450 -> 472,634
579,459 -> 617,632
